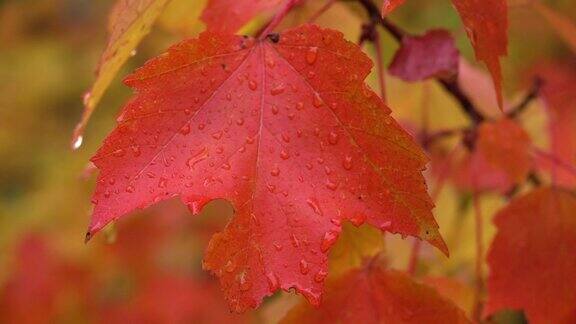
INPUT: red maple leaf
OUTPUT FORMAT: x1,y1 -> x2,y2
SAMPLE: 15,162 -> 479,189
485,187 -> 576,324
281,265 -> 470,323
87,24 -> 446,311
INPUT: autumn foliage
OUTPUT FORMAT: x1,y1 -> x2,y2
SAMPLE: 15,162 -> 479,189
1,0 -> 575,323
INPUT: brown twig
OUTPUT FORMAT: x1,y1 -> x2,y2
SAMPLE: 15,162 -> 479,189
507,77 -> 543,118
355,0 -> 485,125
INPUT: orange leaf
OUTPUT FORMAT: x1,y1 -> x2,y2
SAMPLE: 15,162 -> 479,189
485,188 -> 576,324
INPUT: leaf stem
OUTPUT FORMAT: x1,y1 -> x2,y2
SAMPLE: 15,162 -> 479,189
308,0 -> 338,23
259,0 -> 300,39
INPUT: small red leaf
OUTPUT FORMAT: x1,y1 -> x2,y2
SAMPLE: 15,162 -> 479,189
389,29 -> 459,82
477,118 -> 532,183
281,266 -> 470,323
451,0 -> 508,110
201,0 -> 283,33
485,188 -> 576,324
88,24 -> 446,312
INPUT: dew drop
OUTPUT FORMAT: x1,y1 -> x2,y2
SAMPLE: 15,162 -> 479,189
125,185 -> 135,193
266,272 -> 279,292
270,83 -> 286,96
236,118 -> 245,126
342,155 -> 353,170
212,131 -> 223,140
224,260 -> 236,273
239,274 -> 252,291
306,47 -> 318,65
312,93 -> 323,108
131,145 -> 141,156
248,80 -> 258,91
314,270 -> 328,283
112,148 -> 126,157
273,242 -> 283,251
325,179 -> 338,191
72,135 -> 83,150
271,105 -> 279,115
299,259 -> 310,275
179,123 -> 191,135
198,123 -> 206,130
221,162 -> 231,170
270,166 -> 280,177
158,177 -> 167,188
328,132 -> 339,145
280,150 -> 290,160
349,214 -> 367,226
306,198 -> 323,216
321,231 -> 339,252
380,220 -> 392,230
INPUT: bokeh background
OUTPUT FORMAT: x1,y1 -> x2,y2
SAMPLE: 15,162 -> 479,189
0,0 -> 574,322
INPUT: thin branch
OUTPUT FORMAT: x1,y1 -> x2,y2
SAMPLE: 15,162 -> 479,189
507,77 -> 543,118
308,0 -> 338,23
355,0 -> 485,124
259,0 -> 300,38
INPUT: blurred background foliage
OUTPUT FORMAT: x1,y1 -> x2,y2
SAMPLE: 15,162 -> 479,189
0,0 -> 574,322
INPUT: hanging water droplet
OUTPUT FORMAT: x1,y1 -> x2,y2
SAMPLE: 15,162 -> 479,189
266,272 -> 279,292
321,231 -> 339,252
72,135 -> 83,150
306,47 -> 318,65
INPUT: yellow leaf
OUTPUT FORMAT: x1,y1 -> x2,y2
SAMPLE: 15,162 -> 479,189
72,0 -> 171,149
